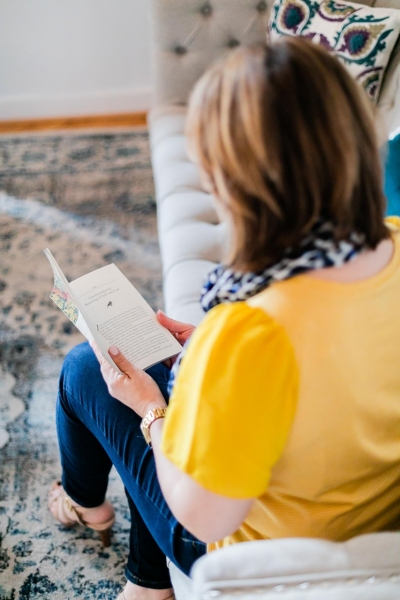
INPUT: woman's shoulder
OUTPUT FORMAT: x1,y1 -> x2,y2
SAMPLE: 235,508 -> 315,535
193,301 -> 292,355
200,300 -> 285,331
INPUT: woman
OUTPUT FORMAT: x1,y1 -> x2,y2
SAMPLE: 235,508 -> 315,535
48,37 -> 400,600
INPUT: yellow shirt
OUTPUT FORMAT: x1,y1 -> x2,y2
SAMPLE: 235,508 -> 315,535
161,219 -> 400,548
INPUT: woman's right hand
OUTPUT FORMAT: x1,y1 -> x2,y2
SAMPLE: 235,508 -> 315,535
156,310 -> 196,368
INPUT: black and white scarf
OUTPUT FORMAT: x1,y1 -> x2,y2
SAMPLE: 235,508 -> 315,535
167,220 -> 366,395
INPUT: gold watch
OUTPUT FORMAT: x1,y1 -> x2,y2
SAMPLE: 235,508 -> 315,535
140,407 -> 167,446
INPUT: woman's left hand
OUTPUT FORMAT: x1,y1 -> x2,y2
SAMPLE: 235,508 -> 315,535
90,341 -> 167,418
91,341 -> 253,545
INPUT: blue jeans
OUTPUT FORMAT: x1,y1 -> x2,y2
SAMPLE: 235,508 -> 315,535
56,341 -> 206,589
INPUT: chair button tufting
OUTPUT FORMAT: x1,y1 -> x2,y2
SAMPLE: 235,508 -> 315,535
200,2 -> 213,16
174,45 -> 188,55
272,585 -> 286,592
297,582 -> 311,590
228,39 -> 240,48
256,0 -> 268,12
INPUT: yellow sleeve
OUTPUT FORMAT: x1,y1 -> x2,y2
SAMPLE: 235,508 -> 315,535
161,302 -> 298,499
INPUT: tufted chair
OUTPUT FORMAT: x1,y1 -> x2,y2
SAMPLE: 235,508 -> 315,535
148,1 -> 400,598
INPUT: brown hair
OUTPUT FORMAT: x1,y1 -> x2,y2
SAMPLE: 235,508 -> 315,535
186,37 -> 389,271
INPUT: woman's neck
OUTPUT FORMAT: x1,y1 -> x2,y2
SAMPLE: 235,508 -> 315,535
307,238 -> 394,283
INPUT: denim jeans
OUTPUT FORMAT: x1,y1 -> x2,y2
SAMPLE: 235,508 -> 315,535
56,341 -> 206,589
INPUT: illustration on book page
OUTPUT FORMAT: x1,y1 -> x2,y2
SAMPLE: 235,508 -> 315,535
44,248 -> 91,339
50,270 -> 79,324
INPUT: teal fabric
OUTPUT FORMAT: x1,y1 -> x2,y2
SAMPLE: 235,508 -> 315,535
384,133 -> 400,217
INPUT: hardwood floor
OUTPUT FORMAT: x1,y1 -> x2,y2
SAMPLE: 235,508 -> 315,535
0,112 -> 147,133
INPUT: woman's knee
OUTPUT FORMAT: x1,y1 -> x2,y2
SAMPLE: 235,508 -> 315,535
59,342 -> 103,403
59,343 -> 170,413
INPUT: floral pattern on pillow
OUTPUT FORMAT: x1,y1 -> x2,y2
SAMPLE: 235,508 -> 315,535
269,0 -> 400,102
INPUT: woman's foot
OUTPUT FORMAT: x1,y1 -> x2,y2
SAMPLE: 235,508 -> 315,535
48,481 -> 115,547
118,581 -> 174,600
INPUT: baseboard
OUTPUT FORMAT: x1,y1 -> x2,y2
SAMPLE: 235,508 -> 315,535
0,87 -> 151,123
0,112 -> 148,133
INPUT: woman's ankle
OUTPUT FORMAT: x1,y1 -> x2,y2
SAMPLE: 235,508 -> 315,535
69,498 -> 114,525
122,580 -> 174,600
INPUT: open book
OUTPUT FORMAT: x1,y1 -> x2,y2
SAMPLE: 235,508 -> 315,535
44,249 -> 182,372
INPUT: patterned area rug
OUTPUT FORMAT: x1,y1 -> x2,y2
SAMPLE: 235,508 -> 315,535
0,130 -> 163,599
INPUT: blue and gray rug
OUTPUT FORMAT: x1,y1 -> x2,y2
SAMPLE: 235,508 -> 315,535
0,130 -> 163,599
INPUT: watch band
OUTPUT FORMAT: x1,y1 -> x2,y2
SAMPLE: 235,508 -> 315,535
140,407 -> 167,446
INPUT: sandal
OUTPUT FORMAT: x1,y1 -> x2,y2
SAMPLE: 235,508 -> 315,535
48,480 -> 115,547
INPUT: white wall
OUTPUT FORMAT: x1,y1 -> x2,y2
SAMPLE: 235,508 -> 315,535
0,0 -> 152,120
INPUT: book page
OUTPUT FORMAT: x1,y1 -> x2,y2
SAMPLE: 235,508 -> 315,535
69,264 -> 182,371
44,249 -> 92,340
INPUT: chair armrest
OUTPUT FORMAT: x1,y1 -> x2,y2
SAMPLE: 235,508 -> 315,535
190,533 -> 400,599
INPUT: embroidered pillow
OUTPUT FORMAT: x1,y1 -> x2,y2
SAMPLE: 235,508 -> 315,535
268,0 -> 400,102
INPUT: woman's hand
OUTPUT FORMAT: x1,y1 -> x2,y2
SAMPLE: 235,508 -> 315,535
90,341 -> 166,418
156,310 -> 196,368
91,338 -> 253,544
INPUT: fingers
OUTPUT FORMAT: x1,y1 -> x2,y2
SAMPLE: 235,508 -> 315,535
108,346 -> 137,377
91,340 -> 138,380
163,355 -> 178,368
156,310 -> 194,334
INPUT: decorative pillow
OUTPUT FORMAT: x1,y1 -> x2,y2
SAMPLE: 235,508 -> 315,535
268,0 -> 400,102
384,129 -> 400,217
